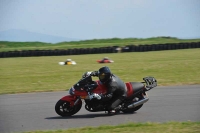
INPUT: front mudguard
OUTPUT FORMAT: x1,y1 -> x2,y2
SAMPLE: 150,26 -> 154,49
60,95 -> 82,107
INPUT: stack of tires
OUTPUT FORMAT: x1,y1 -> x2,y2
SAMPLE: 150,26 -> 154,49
0,42 -> 199,58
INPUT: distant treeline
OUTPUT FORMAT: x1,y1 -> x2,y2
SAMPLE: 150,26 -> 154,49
0,42 -> 199,58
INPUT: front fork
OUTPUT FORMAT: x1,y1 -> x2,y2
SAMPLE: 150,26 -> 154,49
74,97 -> 81,106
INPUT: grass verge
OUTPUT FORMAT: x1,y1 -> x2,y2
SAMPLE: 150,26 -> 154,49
24,121 -> 200,133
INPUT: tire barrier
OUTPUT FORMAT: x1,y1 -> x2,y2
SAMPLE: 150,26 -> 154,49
123,42 -> 200,52
0,42 -> 199,58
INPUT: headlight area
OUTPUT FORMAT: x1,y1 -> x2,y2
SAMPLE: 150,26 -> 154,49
69,87 -> 75,95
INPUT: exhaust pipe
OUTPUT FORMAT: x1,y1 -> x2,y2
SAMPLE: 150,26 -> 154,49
128,98 -> 149,108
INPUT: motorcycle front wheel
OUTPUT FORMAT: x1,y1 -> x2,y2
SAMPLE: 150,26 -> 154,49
55,99 -> 82,117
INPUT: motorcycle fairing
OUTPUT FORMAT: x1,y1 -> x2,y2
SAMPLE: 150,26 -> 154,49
71,80 -> 107,97
126,82 -> 134,97
92,80 -> 107,94
61,95 -> 76,101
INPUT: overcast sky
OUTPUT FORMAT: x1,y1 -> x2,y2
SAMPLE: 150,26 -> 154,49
0,0 -> 200,40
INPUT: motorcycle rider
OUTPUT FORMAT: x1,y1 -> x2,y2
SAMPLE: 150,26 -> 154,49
65,59 -> 72,65
100,57 -> 111,63
101,57 -> 109,62
83,66 -> 127,114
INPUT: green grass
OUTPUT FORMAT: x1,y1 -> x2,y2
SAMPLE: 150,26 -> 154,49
0,48 -> 200,94
0,37 -> 200,52
24,122 -> 200,133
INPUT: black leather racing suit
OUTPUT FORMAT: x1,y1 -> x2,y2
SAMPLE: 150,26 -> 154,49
100,74 -> 127,111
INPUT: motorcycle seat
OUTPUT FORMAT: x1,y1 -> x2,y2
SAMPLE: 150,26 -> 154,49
126,82 -> 145,97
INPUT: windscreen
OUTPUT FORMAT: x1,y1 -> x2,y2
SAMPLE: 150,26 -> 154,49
73,76 -> 93,90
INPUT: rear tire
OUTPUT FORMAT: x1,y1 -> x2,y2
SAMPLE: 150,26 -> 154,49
55,99 -> 82,117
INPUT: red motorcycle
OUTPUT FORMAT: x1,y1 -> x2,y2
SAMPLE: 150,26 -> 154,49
96,58 -> 114,63
96,59 -> 114,63
55,76 -> 157,117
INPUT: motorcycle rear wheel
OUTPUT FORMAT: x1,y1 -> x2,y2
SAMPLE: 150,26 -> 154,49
55,99 -> 82,117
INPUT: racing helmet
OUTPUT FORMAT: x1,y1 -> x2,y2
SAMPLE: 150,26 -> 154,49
98,66 -> 112,83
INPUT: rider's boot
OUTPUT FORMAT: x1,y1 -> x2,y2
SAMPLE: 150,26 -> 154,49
107,105 -> 121,115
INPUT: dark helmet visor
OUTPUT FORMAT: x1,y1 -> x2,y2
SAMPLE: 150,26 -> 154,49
99,73 -> 106,80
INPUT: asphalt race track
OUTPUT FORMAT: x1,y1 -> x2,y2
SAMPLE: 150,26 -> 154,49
0,85 -> 200,133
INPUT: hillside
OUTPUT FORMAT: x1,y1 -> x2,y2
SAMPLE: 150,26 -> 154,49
0,29 -> 79,43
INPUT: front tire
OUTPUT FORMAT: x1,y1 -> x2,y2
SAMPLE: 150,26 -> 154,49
55,99 -> 82,117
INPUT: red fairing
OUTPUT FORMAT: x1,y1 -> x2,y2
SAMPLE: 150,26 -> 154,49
74,89 -> 88,96
61,95 -> 77,101
126,82 -> 134,98
73,80 -> 107,96
93,80 -> 107,94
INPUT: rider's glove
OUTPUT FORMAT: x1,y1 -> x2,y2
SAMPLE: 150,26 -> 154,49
89,93 -> 101,100
90,71 -> 98,76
